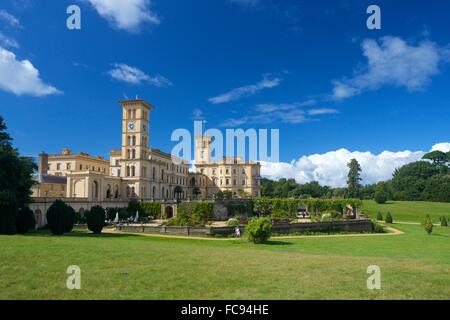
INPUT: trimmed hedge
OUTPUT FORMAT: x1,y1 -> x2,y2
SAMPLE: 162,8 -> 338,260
16,207 -> 35,234
385,212 -> 393,224
46,200 -> 75,235
86,206 -> 105,234
253,198 -> 363,217
376,212 -> 383,221
139,202 -> 161,218
168,202 -> 213,227
421,215 -> 434,234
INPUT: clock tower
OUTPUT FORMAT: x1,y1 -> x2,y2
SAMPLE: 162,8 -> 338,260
119,99 -> 154,199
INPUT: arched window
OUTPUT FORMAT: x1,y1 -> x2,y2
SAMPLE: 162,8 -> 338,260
152,186 -> 156,198
92,181 -> 99,199
132,136 -> 136,146
126,186 -> 131,198
126,166 -> 130,177
132,149 -> 136,159
106,185 -> 112,198
131,166 -> 136,177
152,167 -> 156,180
127,136 -> 131,146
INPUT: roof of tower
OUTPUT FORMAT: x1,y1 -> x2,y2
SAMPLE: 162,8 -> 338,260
118,99 -> 155,110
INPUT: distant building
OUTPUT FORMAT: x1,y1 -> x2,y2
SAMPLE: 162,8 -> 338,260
32,99 -> 261,203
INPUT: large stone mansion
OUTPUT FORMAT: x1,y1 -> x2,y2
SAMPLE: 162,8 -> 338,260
32,99 -> 261,204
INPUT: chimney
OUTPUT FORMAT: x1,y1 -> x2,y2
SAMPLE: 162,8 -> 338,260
38,152 -> 49,177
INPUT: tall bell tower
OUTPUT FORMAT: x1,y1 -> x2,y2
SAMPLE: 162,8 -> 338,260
119,99 -> 154,199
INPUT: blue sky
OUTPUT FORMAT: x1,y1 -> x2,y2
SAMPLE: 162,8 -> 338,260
0,0 -> 449,186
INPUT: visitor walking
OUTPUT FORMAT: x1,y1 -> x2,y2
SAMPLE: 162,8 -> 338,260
235,226 -> 241,239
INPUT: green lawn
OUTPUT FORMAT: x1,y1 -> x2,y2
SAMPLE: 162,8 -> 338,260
363,200 -> 450,223
1,223 -> 449,300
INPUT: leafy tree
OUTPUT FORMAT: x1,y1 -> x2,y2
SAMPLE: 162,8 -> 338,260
374,191 -> 389,204
421,174 -> 450,202
15,207 -> 35,234
422,151 -> 449,165
385,212 -> 393,224
246,217 -> 272,244
391,161 -> 443,201
0,116 -> 37,234
346,159 -> 362,198
376,212 -> 383,221
421,215 -> 434,234
86,206 -> 105,234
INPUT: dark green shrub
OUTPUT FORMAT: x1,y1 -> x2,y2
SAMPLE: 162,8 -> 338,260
421,215 -> 434,234
374,191 -> 389,204
127,199 -> 139,214
371,221 -> 385,233
74,210 -> 87,224
46,200 -> 73,235
440,216 -> 448,227
246,217 -> 272,244
0,192 -> 18,235
15,207 -> 35,234
385,212 -> 393,224
86,206 -> 105,234
376,212 -> 383,221
64,206 -> 76,233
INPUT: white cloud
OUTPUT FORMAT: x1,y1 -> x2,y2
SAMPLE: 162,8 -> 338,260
332,36 -> 449,100
0,10 -> 22,28
192,108 -> 204,120
222,101 -> 338,126
0,31 -> 19,49
85,0 -> 160,32
0,47 -> 61,96
108,63 -> 172,87
431,142 -> 450,153
307,108 -> 339,116
209,74 -> 281,104
261,142 -> 449,187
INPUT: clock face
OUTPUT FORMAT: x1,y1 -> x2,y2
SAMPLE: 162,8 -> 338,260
127,122 -> 136,131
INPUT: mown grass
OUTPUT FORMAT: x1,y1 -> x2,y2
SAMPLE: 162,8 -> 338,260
362,200 -> 450,223
1,223 -> 449,300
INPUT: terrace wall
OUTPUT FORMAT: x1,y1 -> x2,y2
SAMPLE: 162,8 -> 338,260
116,219 -> 373,237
